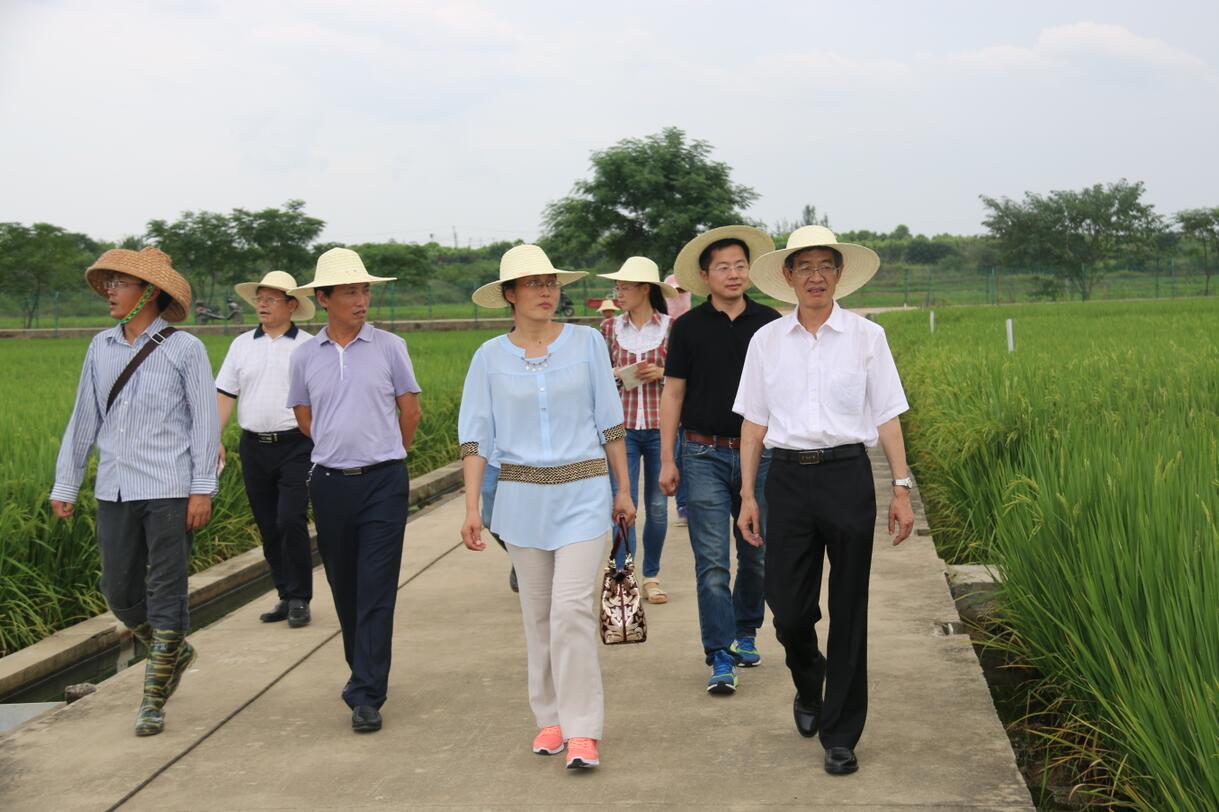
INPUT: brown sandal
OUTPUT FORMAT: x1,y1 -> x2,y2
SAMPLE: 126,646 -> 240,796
642,578 -> 668,604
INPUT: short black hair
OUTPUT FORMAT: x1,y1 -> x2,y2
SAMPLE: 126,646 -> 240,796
136,280 -> 174,313
784,246 -> 843,270
314,285 -> 335,310
698,238 -> 751,271
500,280 -> 516,312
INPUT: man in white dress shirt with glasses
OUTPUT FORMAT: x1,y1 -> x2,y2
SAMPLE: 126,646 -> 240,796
734,226 -> 915,777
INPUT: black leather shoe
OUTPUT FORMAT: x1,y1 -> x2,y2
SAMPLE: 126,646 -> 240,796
824,746 -> 859,775
352,705 -> 382,733
287,600 -> 311,628
793,694 -> 820,738
259,600 -> 289,623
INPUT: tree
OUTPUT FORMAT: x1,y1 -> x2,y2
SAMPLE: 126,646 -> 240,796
231,199 -> 325,277
0,223 -> 97,327
541,127 -> 758,268
775,204 -> 830,236
351,242 -> 432,288
980,180 -> 1165,301
1175,207 -> 1219,295
145,210 -> 242,305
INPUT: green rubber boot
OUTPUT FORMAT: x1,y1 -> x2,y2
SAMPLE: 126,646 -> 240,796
134,629 -> 184,737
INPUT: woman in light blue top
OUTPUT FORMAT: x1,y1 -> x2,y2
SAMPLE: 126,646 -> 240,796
459,244 -> 634,771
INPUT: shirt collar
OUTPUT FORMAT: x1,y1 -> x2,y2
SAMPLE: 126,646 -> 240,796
783,302 -> 848,336
319,322 -> 374,345
700,293 -> 762,319
253,322 -> 300,340
618,311 -> 664,331
105,315 -> 170,345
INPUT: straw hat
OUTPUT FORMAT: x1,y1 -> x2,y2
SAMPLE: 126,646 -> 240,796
85,247 -> 192,323
597,298 -> 620,313
664,273 -> 685,293
750,225 -> 880,304
597,257 -> 678,298
289,248 -> 394,293
234,271 -> 315,321
471,244 -> 586,309
672,226 -> 775,296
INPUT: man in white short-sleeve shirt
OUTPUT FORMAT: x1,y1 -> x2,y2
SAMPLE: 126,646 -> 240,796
216,271 -> 315,628
733,226 -> 915,777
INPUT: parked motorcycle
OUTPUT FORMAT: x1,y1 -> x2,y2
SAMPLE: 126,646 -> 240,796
195,294 -> 243,324
558,290 -> 575,318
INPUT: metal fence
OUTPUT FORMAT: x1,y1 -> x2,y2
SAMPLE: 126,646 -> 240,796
2,266 -> 1214,332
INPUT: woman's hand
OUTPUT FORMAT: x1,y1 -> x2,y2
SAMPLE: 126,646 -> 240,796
636,362 -> 665,383
613,491 -> 636,527
461,510 -> 486,551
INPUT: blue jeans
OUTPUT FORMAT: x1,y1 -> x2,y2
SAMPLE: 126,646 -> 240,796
682,438 -> 770,662
609,428 -> 667,578
674,428 -> 688,510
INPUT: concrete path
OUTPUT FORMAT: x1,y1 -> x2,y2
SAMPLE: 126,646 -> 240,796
0,449 -> 1031,811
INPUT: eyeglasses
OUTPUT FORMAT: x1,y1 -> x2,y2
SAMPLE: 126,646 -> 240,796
709,261 -> 749,274
790,261 -> 839,279
613,282 -> 642,293
102,279 -> 145,291
253,296 -> 290,305
521,278 -> 560,290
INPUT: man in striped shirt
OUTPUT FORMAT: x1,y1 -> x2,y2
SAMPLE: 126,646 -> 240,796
51,247 -> 219,737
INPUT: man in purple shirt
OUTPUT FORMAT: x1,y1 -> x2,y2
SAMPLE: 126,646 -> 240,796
287,248 -> 422,733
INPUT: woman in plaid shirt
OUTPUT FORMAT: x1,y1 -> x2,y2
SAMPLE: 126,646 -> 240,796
599,257 -> 681,604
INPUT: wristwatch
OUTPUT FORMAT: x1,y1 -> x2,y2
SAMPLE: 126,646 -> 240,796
892,476 -> 913,490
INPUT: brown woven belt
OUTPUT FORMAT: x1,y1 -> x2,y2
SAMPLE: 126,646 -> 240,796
684,431 -> 740,449
499,458 -> 609,485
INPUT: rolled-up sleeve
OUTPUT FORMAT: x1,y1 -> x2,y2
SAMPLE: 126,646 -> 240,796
184,340 -> 220,495
868,327 -> 909,426
51,341 -> 101,504
458,347 -> 494,460
588,330 -> 625,442
732,332 -> 770,426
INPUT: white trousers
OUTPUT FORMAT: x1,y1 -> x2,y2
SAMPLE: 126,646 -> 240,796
506,534 -> 609,740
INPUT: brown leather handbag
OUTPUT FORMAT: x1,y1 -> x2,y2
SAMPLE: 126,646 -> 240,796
600,514 -> 647,645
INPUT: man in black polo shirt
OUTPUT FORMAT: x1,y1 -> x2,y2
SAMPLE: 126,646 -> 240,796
660,225 -> 779,695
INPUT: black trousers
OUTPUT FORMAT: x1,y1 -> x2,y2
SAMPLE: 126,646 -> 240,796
96,498 -> 191,631
240,432 -> 314,602
764,452 -> 876,749
309,461 -> 409,710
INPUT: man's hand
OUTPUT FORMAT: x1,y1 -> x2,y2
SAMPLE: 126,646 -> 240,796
613,491 -> 637,527
738,495 -> 764,547
218,444 -> 227,465
51,499 -> 74,519
186,495 -> 212,531
889,490 -> 914,545
461,510 -> 486,551
659,461 -> 679,496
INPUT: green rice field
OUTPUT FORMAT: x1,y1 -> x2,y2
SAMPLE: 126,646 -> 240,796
0,327 -> 501,657
876,299 -> 1219,811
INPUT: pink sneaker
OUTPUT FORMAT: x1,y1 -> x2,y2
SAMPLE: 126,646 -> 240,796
565,737 -> 599,768
532,725 -> 565,755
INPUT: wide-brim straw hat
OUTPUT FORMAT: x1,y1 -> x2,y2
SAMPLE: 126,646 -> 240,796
597,257 -> 678,298
673,225 -> 776,296
234,271 -> 316,321
85,247 -> 192,323
750,225 -> 880,304
289,247 -> 394,293
471,244 -> 586,309
664,273 -> 686,293
597,299 -> 620,313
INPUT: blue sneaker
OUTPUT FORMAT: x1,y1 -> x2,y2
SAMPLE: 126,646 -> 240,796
731,636 -> 761,667
707,650 -> 738,695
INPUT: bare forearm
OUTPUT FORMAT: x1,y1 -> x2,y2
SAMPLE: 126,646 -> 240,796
293,406 -> 312,438
605,438 -> 629,491
877,417 -> 909,480
740,419 -> 766,496
216,394 -> 236,429
462,455 -> 487,515
659,381 -> 684,464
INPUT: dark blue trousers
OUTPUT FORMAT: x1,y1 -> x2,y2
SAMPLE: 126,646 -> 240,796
309,461 -> 409,710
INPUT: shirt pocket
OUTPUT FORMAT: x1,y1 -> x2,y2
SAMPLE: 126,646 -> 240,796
829,371 -> 867,416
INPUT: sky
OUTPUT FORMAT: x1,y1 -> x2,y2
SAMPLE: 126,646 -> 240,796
1,0 -> 1216,249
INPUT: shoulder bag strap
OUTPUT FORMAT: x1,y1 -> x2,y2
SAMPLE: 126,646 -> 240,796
106,326 -> 176,413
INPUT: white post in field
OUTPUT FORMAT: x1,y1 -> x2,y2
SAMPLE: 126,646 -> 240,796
1006,319 -> 1015,352
929,311 -> 936,333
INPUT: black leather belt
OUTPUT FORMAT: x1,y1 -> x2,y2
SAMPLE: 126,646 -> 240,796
684,431 -> 740,449
245,428 -> 305,444
316,458 -> 404,477
771,444 -> 865,465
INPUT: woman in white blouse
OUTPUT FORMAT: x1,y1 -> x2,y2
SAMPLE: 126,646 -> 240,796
597,257 -> 679,604
458,245 -> 635,771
